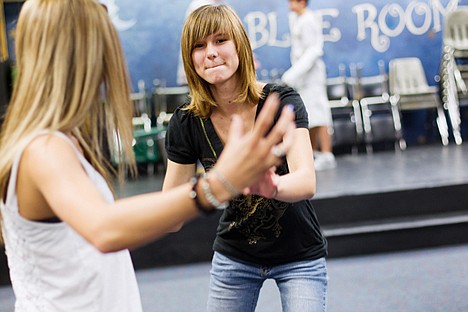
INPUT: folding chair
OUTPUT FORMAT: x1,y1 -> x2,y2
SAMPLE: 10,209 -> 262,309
327,64 -> 363,153
389,57 -> 449,146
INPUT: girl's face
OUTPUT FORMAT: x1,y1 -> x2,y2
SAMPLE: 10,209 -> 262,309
191,32 -> 240,86
288,0 -> 305,13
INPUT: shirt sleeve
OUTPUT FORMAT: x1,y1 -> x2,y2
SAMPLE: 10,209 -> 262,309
165,108 -> 199,164
269,84 -> 309,129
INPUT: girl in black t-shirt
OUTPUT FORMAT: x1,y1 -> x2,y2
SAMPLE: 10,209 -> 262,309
164,5 -> 328,312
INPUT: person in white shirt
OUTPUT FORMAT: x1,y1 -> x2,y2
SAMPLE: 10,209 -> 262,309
281,0 -> 336,171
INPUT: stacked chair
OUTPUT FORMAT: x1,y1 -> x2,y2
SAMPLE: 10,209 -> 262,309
349,61 -> 401,153
326,64 -> 363,154
152,82 -> 190,128
327,57 -> 454,153
439,6 -> 468,145
388,57 -> 450,147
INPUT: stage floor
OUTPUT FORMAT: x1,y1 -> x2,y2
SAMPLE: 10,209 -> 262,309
117,142 -> 468,200
314,142 -> 468,199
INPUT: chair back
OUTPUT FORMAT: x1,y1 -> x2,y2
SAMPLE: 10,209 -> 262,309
327,63 -> 348,102
350,61 -> 388,100
153,86 -> 190,116
443,7 -> 468,52
327,76 -> 348,101
359,75 -> 388,98
389,57 -> 430,95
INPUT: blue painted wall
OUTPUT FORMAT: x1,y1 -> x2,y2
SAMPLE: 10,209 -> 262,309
100,0 -> 466,89
5,0 -> 466,88
4,0 -> 468,144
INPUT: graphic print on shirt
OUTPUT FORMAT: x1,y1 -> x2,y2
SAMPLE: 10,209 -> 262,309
229,195 -> 289,245
201,156 -> 290,245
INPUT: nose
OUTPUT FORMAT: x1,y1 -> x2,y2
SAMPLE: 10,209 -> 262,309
206,42 -> 218,59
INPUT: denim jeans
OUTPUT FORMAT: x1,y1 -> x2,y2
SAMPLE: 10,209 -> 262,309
207,252 -> 328,312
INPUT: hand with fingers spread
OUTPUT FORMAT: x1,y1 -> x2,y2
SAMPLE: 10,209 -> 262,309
242,167 -> 280,199
212,93 -> 295,195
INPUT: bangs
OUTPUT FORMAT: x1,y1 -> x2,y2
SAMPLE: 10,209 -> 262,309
180,4 -> 263,118
188,6 -> 236,49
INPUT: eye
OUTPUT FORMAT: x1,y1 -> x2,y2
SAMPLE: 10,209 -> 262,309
215,36 -> 230,44
193,42 -> 205,49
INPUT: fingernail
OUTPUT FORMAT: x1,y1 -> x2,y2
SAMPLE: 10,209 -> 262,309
287,104 -> 294,111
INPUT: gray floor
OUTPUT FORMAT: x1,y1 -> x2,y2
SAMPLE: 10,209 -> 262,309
139,244 -> 468,312
1,243 -> 468,311
314,143 -> 468,199
1,143 -> 468,311
118,143 -> 468,200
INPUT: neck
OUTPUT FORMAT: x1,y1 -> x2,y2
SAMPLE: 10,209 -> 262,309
210,80 -> 243,113
297,7 -> 307,15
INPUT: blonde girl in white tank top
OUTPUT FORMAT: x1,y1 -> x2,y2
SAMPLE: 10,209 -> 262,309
0,1 -> 296,310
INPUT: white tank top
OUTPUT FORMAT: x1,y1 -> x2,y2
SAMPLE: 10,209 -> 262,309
1,132 -> 142,312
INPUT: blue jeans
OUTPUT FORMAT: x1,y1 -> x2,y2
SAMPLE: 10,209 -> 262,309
207,252 -> 328,312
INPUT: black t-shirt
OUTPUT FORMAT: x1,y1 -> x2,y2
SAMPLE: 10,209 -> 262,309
166,83 -> 327,265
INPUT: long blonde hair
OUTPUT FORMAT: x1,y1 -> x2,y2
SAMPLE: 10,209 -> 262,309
181,5 -> 263,118
0,0 -> 136,239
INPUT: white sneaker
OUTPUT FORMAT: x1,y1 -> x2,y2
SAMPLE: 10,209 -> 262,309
314,152 -> 337,171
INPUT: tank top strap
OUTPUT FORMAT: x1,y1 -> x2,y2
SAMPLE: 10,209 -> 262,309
44,131 -> 92,169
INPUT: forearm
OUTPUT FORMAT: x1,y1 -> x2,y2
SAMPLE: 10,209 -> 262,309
274,170 -> 316,203
92,171 -> 236,252
90,174 -> 236,252
88,183 -> 199,252
272,128 -> 315,202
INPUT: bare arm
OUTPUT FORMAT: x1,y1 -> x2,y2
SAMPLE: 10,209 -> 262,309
162,160 -> 197,231
19,139 -> 202,252
275,127 -> 316,202
245,128 -> 316,202
162,161 -> 196,191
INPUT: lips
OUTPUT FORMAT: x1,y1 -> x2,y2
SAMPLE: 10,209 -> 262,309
205,63 -> 224,70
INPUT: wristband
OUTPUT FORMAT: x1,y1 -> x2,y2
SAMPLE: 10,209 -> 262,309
189,175 -> 216,215
200,176 -> 229,210
210,168 -> 240,197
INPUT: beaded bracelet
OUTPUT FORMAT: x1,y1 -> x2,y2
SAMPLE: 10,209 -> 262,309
200,176 -> 229,210
189,175 -> 216,215
209,168 -> 240,198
